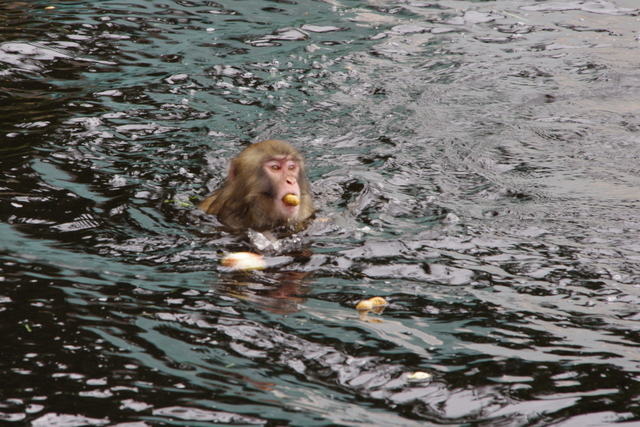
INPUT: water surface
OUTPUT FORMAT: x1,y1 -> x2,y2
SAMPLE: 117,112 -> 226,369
1,0 -> 640,425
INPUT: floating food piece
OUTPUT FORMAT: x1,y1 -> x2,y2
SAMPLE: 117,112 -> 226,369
356,297 -> 388,322
356,296 -> 387,311
368,296 -> 387,306
282,193 -> 300,206
221,252 -> 266,271
407,371 -> 432,382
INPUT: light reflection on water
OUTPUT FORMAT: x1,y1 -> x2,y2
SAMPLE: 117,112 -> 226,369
1,0 -> 640,425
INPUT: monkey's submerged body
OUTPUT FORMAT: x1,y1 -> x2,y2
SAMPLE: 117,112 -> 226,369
199,140 -> 315,235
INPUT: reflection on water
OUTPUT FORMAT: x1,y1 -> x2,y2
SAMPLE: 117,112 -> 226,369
1,0 -> 640,425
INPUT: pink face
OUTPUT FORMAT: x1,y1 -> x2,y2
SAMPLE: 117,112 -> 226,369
263,156 -> 301,219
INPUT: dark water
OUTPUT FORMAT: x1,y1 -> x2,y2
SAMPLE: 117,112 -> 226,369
2,0 -> 640,425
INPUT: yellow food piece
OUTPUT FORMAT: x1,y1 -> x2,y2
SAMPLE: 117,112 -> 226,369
355,296 -> 387,310
368,297 -> 387,306
356,300 -> 374,310
407,371 -> 432,382
282,194 -> 300,206
221,252 -> 266,271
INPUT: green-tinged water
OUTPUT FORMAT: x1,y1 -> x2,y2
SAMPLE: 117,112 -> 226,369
1,0 -> 640,425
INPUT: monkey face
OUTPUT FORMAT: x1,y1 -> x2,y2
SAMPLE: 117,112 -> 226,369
262,156 -> 302,220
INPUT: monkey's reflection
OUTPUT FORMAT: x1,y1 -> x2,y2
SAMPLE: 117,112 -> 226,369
215,270 -> 312,314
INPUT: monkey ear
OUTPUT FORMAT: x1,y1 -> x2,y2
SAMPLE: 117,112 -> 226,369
227,158 -> 238,181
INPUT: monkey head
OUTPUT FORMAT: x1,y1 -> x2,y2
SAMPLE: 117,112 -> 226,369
200,140 -> 315,235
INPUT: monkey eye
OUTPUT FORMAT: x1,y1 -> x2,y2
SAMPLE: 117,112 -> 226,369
288,165 -> 296,171
270,165 -> 280,171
